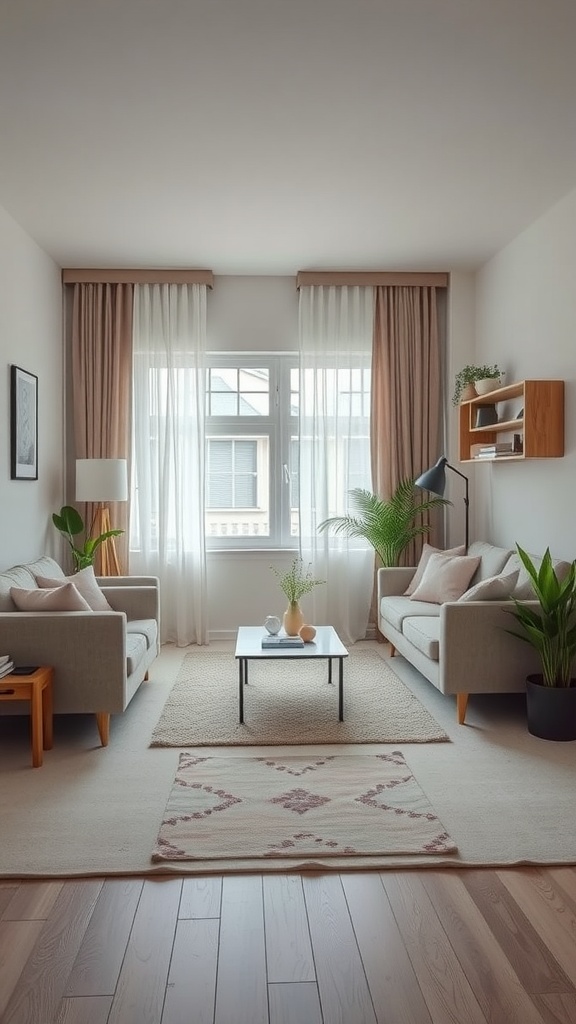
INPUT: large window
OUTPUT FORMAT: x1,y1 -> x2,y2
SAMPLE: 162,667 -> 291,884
205,355 -> 297,548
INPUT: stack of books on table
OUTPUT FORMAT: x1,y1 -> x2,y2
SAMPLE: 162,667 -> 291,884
0,655 -> 14,678
261,634 -> 305,649
472,442 -> 516,459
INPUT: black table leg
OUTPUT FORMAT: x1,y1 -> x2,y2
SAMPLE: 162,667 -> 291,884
239,659 -> 245,724
328,657 -> 333,685
338,657 -> 344,721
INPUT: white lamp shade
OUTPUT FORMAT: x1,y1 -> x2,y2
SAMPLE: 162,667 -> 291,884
76,459 -> 128,502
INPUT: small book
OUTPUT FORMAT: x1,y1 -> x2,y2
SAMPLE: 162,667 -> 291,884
0,661 -> 15,678
0,654 -> 11,666
262,636 -> 304,649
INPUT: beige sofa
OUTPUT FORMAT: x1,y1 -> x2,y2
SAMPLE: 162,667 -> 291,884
377,541 -> 570,724
0,556 -> 159,745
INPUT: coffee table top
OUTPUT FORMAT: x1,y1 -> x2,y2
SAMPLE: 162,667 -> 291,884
235,625 -> 348,660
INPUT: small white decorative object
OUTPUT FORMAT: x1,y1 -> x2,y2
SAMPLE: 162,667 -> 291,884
264,615 -> 281,635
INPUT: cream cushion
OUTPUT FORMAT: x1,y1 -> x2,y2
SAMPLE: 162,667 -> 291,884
35,565 -> 112,612
501,551 -> 571,600
10,582 -> 92,612
409,552 -> 480,604
404,543 -> 466,596
458,569 -> 519,602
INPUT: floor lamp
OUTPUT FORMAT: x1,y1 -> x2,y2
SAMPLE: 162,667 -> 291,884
415,456 -> 470,551
75,458 -> 128,576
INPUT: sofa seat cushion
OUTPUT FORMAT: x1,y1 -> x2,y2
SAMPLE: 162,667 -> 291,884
126,618 -> 158,650
126,631 -> 148,676
402,616 -> 440,661
380,595 -> 441,632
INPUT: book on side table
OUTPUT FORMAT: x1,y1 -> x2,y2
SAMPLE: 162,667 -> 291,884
261,635 -> 305,649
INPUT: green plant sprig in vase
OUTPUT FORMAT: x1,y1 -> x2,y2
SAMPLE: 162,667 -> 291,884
52,505 -> 123,572
270,557 -> 325,636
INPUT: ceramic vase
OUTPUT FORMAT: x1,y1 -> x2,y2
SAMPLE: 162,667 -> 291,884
283,601 -> 305,637
460,382 -> 478,402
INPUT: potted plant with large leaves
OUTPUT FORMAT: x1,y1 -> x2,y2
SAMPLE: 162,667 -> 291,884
317,478 -> 451,567
52,505 -> 123,572
505,545 -> 576,741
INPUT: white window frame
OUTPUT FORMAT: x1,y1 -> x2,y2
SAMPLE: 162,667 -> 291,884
205,353 -> 298,549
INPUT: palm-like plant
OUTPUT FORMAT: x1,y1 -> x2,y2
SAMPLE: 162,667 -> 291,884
317,479 -> 451,567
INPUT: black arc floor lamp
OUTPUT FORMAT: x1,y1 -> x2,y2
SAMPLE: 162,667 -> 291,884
415,456 -> 470,551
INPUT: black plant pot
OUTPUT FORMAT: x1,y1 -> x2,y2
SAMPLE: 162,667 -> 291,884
526,675 -> 576,741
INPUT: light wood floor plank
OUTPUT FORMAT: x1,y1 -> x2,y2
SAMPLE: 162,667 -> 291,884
66,879 -> 144,996
462,869 -> 574,996
422,870 -> 548,1024
1,879 -> 103,1024
0,886 -> 19,917
268,982 -> 323,1024
498,869 -> 576,988
381,872 -> 487,1024
533,993 -> 576,1024
162,918 -> 219,1024
2,881 -> 63,921
214,875 -> 268,1024
264,875 -> 315,983
179,876 -> 222,919
341,872 -> 433,1024
303,872 -> 377,1024
54,995 -> 113,1024
0,921 -> 45,1021
107,878 -> 182,1024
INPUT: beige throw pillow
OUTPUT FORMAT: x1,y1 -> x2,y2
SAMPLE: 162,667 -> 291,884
10,582 -> 92,612
404,543 -> 466,596
35,565 -> 112,612
458,569 -> 519,603
409,552 -> 481,604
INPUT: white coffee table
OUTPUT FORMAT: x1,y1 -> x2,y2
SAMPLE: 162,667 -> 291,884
234,625 -> 349,725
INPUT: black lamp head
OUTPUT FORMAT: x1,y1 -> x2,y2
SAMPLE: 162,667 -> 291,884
414,456 -> 448,498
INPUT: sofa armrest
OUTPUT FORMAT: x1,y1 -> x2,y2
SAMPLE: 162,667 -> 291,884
439,599 -> 543,695
100,585 -> 159,621
96,575 -> 159,588
377,566 -> 416,599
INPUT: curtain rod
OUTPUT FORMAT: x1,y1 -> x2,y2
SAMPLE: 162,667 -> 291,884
62,269 -> 214,287
296,271 -> 449,288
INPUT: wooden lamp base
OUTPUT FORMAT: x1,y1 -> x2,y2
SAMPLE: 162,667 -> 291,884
94,505 -> 122,576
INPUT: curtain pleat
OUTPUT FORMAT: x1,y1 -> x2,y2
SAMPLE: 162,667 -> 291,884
71,282 -> 133,571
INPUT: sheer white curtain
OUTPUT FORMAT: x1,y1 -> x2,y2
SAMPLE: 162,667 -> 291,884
298,285 -> 375,643
130,283 -> 208,646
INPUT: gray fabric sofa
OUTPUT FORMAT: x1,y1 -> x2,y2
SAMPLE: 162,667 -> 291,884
0,556 -> 159,745
377,541 -> 570,724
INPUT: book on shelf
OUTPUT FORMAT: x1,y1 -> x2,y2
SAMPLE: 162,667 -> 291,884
261,635 -> 304,649
473,450 -> 517,459
0,654 -> 11,666
0,660 -> 14,678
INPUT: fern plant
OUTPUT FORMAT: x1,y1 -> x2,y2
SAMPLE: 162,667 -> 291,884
317,479 -> 451,567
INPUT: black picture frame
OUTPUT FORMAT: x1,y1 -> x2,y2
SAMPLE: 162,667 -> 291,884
10,365 -> 38,480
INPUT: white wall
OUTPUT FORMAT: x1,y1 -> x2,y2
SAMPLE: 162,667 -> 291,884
473,186 -> 576,559
0,206 -> 63,569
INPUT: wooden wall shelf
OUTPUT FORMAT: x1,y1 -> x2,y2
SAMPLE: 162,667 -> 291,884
459,379 -> 564,463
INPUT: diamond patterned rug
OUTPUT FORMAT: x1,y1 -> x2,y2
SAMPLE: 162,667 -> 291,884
152,751 -> 457,864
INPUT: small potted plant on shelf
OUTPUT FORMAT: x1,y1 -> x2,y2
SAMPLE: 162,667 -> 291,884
452,364 -> 502,405
504,545 -> 576,741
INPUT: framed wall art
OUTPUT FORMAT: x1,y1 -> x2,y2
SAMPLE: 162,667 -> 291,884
10,365 -> 38,480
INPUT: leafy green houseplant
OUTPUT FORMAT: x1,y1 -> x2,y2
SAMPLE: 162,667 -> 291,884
317,478 -> 451,567
52,505 -> 123,572
452,363 -> 501,405
505,545 -> 576,741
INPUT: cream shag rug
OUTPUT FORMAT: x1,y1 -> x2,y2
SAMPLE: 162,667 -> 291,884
150,648 -> 448,746
153,750 -> 457,864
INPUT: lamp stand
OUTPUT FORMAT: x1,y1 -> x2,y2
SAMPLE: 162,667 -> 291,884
93,505 -> 122,576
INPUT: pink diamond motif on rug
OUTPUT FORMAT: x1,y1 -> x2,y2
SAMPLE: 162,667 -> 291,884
270,788 -> 331,814
152,751 -> 458,864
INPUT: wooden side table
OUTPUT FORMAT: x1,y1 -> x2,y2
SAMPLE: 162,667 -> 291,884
0,666 -> 54,767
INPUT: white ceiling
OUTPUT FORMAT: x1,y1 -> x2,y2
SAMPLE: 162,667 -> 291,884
1,0 -> 576,275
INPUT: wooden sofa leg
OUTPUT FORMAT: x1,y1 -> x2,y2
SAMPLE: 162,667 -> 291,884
456,693 -> 469,725
144,671 -> 149,681
389,644 -> 396,657
96,713 -> 110,747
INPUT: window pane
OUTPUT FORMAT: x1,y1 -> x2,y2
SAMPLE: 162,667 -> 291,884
205,436 -> 268,536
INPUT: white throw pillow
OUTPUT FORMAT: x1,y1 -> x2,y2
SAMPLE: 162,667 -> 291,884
10,582 -> 92,612
458,569 -> 520,602
404,543 -> 466,596
409,552 -> 481,604
35,565 -> 112,612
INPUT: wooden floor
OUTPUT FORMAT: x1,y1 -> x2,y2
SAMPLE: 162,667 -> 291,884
1,866 -> 576,1023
